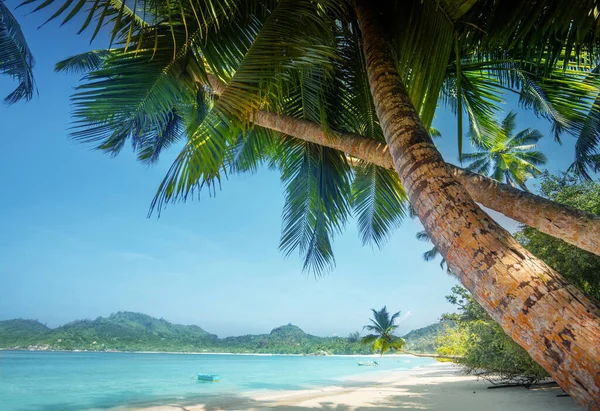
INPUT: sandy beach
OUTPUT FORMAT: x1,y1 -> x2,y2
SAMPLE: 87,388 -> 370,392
132,363 -> 582,411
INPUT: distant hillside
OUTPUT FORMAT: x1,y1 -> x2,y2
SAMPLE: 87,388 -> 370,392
0,314 -> 371,355
0,319 -> 50,346
220,323 -> 355,354
0,312 -> 217,352
0,313 -> 446,355
402,322 -> 450,354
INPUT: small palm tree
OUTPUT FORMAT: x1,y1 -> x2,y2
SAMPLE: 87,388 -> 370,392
463,111 -> 547,191
347,331 -> 361,343
361,307 -> 405,356
0,0 -> 36,104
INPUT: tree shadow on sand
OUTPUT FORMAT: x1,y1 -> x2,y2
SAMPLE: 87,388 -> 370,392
16,372 -> 580,411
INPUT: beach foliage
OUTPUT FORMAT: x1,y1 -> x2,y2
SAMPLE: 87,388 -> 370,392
515,172 -> 600,300
0,313 -> 384,354
14,0 -> 600,402
0,0 -> 36,103
437,286 -> 549,385
361,307 -> 406,355
18,0 -> 600,274
462,111 -> 547,190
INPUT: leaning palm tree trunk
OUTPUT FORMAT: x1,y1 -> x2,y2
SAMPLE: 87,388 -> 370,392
355,0 -> 600,408
207,75 -> 600,258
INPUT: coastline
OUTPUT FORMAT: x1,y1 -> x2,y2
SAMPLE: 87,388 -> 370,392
125,363 -> 582,411
0,348 -> 423,357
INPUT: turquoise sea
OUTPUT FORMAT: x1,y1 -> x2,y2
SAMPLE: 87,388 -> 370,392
0,351 -> 436,411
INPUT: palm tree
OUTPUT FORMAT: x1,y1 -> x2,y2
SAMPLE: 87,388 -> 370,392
361,307 -> 406,356
463,111 -> 547,191
23,0 -> 600,405
0,0 -> 35,104
347,331 -> 361,343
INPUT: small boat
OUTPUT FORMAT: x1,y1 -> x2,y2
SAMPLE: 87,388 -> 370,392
198,373 -> 221,382
357,361 -> 378,366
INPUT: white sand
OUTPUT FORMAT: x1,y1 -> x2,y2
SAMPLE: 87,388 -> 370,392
133,363 -> 582,411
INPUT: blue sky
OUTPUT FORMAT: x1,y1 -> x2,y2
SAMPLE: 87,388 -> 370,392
0,4 -> 578,338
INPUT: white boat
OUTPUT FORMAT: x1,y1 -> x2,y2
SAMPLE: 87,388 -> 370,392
357,361 -> 378,366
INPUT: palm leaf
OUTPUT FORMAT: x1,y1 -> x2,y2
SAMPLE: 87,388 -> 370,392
55,49 -> 114,74
152,0 -> 344,214
0,0 -> 36,104
278,140 -> 352,275
352,163 -> 408,249
66,32 -> 198,159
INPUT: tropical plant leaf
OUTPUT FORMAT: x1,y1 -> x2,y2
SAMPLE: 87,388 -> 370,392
55,49 -> 114,74
352,163 -> 408,249
0,0 -> 36,104
278,139 -> 352,275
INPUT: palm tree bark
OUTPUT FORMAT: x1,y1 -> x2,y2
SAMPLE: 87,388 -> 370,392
210,74 -> 600,257
355,0 -> 600,409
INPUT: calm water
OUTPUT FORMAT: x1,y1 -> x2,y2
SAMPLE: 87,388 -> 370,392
0,351 -> 436,411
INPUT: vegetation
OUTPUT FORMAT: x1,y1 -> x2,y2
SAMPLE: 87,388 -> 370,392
0,0 -> 36,103
402,323 -> 448,354
462,111 -> 546,190
429,173 -> 600,384
515,172 -> 600,300
361,307 -> 406,355
436,286 -> 549,385
14,0 -> 600,404
0,312 -> 425,355
415,230 -> 450,274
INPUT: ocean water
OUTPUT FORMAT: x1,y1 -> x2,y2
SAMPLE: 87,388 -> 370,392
0,351 -> 436,411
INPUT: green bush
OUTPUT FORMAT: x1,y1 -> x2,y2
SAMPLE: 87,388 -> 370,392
436,286 -> 548,384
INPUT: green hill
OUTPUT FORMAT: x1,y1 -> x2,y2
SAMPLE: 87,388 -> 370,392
0,312 -> 217,352
219,323 -> 358,354
0,313 -> 440,355
0,319 -> 50,347
402,322 -> 449,354
48,312 -> 218,351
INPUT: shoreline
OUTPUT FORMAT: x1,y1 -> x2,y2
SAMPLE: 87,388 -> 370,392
0,348 -> 427,357
124,364 -> 582,411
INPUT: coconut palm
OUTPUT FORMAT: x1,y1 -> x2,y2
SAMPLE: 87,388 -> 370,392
347,331 -> 361,343
0,0 -> 35,104
23,0 -> 600,406
463,111 -> 547,190
361,307 -> 406,356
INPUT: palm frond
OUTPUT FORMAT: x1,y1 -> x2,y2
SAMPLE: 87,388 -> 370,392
67,33 -> 197,159
423,247 -> 440,262
20,0 -> 242,47
206,0 -> 342,123
55,49 -> 114,74
228,126 -> 280,175
573,97 -> 600,179
152,0 -> 345,219
352,163 -> 408,249
385,0 -> 455,129
361,334 -> 379,345
390,337 -> 406,350
0,0 -> 36,104
278,140 -> 352,275
415,230 -> 430,242
459,1 -> 600,72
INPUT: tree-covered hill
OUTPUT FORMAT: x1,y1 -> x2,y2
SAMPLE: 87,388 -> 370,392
0,319 -> 50,346
0,312 -> 436,355
0,312 -> 218,352
402,322 -> 448,354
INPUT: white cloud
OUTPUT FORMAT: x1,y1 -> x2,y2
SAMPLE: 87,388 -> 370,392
398,310 -> 413,323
